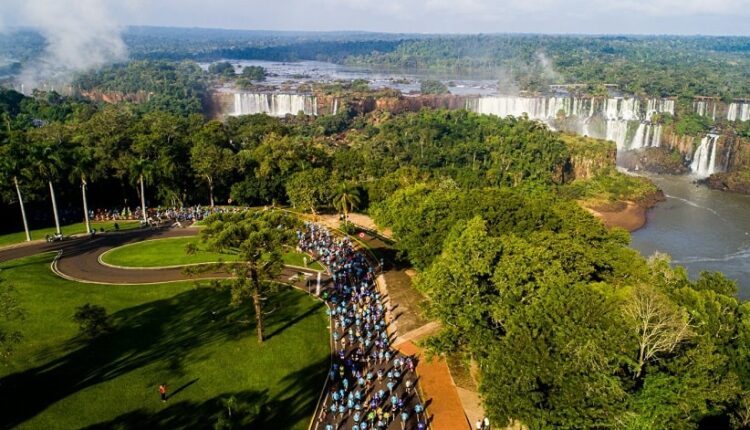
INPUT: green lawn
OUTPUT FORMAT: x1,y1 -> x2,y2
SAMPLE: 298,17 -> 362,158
101,237 -> 325,271
0,221 -> 142,248
0,253 -> 330,429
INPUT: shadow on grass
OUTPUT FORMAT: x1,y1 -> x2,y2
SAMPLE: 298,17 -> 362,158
81,389 -> 270,429
0,285 -> 328,429
81,355 -> 330,429
264,300 -> 324,341
168,378 -> 200,401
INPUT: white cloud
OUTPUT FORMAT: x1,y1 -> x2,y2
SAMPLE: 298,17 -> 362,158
604,0 -> 750,16
12,0 -> 128,91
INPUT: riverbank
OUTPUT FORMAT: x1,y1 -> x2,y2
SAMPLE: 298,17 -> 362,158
586,201 -> 647,232
583,191 -> 665,232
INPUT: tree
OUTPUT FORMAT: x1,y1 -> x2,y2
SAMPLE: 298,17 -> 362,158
208,62 -> 236,77
26,125 -> 67,236
0,126 -> 31,241
333,181 -> 361,228
285,168 -> 333,215
129,158 -> 153,223
68,145 -> 100,233
190,121 -> 235,207
624,284 -> 693,379
72,303 -> 112,338
241,65 -> 267,81
193,210 -> 298,343
0,279 -> 24,360
130,111 -> 191,206
420,79 -> 449,95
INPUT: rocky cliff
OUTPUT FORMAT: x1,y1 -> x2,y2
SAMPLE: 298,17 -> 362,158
79,90 -> 151,104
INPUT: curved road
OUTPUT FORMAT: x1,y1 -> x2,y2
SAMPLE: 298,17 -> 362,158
0,226 -> 329,286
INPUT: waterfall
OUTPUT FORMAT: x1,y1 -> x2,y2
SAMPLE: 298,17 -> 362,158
690,134 -> 721,178
694,100 -> 718,121
332,98 -> 339,115
651,124 -> 662,147
466,95 -> 672,151
628,123 -> 661,150
646,99 -> 675,118
724,143 -> 733,172
605,120 -> 630,149
694,101 -> 707,117
232,93 -> 317,117
630,122 -> 648,150
727,102 -> 750,122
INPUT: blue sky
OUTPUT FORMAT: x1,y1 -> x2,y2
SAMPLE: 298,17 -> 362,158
3,0 -> 750,35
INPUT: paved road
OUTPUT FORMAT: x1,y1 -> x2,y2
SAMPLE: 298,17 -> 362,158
0,226 -> 328,286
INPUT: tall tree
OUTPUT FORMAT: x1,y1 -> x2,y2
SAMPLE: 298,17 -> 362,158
0,126 -> 31,241
192,210 -> 297,343
285,168 -> 333,215
26,124 -> 67,236
190,120 -> 235,207
333,181 -> 361,227
131,111 -> 190,206
68,145 -> 100,233
128,158 -> 153,224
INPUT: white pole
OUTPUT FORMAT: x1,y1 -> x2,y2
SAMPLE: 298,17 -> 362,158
14,177 -> 30,241
82,178 -> 91,233
316,272 -> 321,296
140,175 -> 147,223
49,181 -> 61,235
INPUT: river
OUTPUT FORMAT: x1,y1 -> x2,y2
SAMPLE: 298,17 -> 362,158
631,175 -> 750,299
200,59 -> 500,96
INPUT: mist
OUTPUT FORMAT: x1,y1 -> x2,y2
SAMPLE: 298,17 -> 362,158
14,0 -> 128,93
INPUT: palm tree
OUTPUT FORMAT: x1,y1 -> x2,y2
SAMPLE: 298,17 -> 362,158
0,135 -> 31,242
129,158 -> 153,224
333,182 -> 361,229
68,146 -> 99,234
26,141 -> 65,236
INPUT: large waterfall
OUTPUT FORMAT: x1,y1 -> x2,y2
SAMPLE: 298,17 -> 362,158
727,102 -> 750,122
232,93 -> 317,117
466,96 -> 673,150
690,134 -> 721,178
629,123 -> 662,149
694,100 -> 718,121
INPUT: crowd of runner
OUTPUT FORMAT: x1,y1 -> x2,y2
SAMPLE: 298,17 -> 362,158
298,222 -> 428,430
91,205 -> 248,225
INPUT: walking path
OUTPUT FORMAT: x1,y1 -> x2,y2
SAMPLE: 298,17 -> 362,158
397,341 -> 469,430
299,223 -> 426,430
344,222 -> 471,430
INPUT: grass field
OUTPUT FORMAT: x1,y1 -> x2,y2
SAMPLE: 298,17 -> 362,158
0,254 -> 330,429
0,221 -> 142,248
101,236 -> 325,271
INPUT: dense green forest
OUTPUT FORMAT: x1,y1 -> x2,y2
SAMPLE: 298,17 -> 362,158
3,27 -> 750,100
1,76 -> 749,428
0,87 -> 641,216
347,35 -> 750,99
72,60 -> 208,116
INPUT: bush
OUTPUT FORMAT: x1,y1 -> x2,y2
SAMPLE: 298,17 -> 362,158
420,79 -> 449,95
339,220 -> 357,235
240,66 -> 266,81
72,304 -> 112,338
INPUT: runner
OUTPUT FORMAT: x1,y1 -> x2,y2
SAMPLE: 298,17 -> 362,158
301,223 -> 424,430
